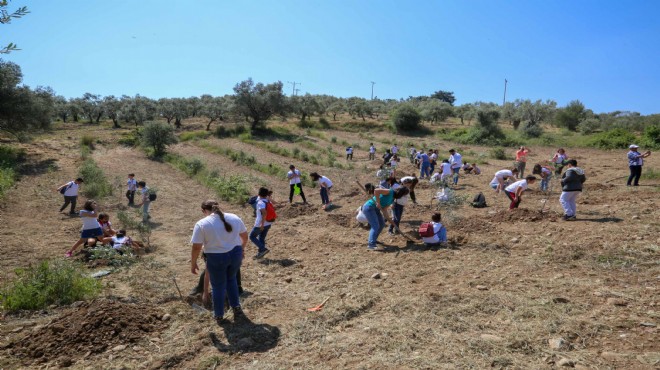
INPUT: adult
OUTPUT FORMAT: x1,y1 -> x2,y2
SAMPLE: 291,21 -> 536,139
550,148 -> 569,175
135,181 -> 151,222
388,178 -> 413,235
421,213 -> 447,247
489,168 -> 519,193
287,164 -> 307,204
429,150 -> 438,175
310,172 -> 333,209
627,144 -> 651,186
382,149 -> 393,165
346,146 -> 353,161
57,177 -> 83,215
559,160 -> 586,221
126,173 -> 137,206
368,143 -> 376,161
191,200 -> 248,324
250,187 -> 273,259
400,174 -> 418,204
65,200 -> 102,257
504,175 -> 537,210
408,145 -> 416,163
448,149 -> 463,185
419,150 -> 431,179
514,146 -> 530,177
362,186 -> 409,250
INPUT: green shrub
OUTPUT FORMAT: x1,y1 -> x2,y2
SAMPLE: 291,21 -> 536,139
391,104 -> 422,132
0,145 -> 26,168
88,246 -> 138,268
0,260 -> 101,312
292,148 -> 301,158
318,117 -> 330,128
642,125 -> 660,149
577,118 -> 601,134
587,128 -> 637,149
78,159 -> 112,198
0,168 -> 15,198
118,130 -> 140,147
142,121 -> 178,157
331,136 -> 337,143
180,130 -> 211,142
489,147 -> 508,160
117,210 -> 152,245
80,135 -> 95,149
641,168 -> 660,180
520,122 -> 544,138
208,175 -> 251,204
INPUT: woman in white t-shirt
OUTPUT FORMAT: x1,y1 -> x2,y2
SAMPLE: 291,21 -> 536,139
310,172 -> 334,209
503,175 -> 537,210
191,200 -> 248,324
66,200 -> 103,257
422,213 -> 447,247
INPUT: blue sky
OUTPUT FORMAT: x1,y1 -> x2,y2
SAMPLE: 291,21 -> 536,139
4,0 -> 660,114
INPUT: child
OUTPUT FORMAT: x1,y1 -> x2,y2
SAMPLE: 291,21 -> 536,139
421,212 -> 447,247
462,163 -> 474,174
472,163 -> 481,175
110,229 -> 132,249
503,175 -> 537,210
389,155 -> 399,176
532,164 -> 553,192
310,172 -> 334,209
409,145 -> 416,163
440,159 -> 452,183
126,173 -> 137,205
550,148 -> 569,175
382,149 -> 393,165
98,213 -> 116,238
250,187 -> 273,259
66,200 -> 103,257
346,146 -> 353,161
400,175 -> 418,204
136,181 -> 151,222
369,143 -> 376,161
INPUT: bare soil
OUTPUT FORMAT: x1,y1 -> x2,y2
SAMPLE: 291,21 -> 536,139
0,120 -> 658,369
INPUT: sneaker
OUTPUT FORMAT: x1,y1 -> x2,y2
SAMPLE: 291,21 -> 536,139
254,248 -> 270,259
567,216 -> 577,221
561,214 -> 569,221
69,212 -> 77,215
367,245 -> 377,251
215,316 -> 230,326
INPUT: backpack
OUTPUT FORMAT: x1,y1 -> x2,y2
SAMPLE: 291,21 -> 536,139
148,193 -> 157,201
265,201 -> 277,222
418,222 -> 435,237
471,192 -> 487,208
247,195 -> 258,210
59,182 -> 73,195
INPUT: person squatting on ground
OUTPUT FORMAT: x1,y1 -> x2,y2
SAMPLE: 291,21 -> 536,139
287,165 -> 307,204
532,164 -> 553,192
369,143 -> 376,160
362,186 -> 409,250
489,168 -> 519,193
503,175 -> 537,210
57,177 -> 83,215
560,160 -> 586,221
388,177 -> 413,235
65,200 -> 103,257
190,200 -> 248,324
310,172 -> 334,210
550,148 -> 569,175
250,187 -> 274,259
626,144 -> 651,186
126,173 -> 137,205
136,181 -> 151,222
515,146 -> 530,177
448,149 -> 463,185
421,212 -> 447,247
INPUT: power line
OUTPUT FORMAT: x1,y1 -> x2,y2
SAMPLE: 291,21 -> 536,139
287,81 -> 301,96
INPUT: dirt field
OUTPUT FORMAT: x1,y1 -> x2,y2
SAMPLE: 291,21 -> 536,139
0,120 -> 658,369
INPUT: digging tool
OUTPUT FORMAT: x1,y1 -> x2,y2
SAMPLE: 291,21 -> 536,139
172,275 -> 185,302
605,175 -> 628,184
540,177 -> 554,213
395,226 -> 418,243
307,297 -> 330,312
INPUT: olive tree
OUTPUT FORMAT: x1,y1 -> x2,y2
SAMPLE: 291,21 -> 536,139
420,100 -> 453,123
1,1 -> 29,54
391,104 -> 422,132
232,78 -> 287,131
141,121 -> 177,157
555,100 -> 587,131
290,94 -> 320,121
200,95 -> 233,131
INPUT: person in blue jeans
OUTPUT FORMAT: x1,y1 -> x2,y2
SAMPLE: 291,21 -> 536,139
250,187 -> 272,259
191,200 -> 248,324
419,151 -> 430,179
362,186 -> 409,250
626,144 -> 651,186
388,177 -> 414,235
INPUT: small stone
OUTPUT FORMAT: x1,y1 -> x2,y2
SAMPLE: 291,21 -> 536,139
381,273 -> 389,279
548,337 -> 567,350
476,285 -> 488,290
284,277 -> 292,283
557,357 -> 575,367
632,215 -> 640,220
371,272 -> 381,279
510,237 -> 519,243
11,327 -> 24,333
601,351 -> 628,361
480,334 -> 504,342
71,301 -> 84,308
161,314 -> 171,321
640,322 -> 656,327
112,344 -> 127,352
607,298 -> 628,306
553,297 -> 570,304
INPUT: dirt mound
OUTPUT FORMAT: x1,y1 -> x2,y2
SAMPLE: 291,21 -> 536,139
489,209 -> 558,222
8,298 -> 169,365
448,216 -> 492,232
277,203 -> 318,219
584,183 -> 615,191
327,213 -> 354,228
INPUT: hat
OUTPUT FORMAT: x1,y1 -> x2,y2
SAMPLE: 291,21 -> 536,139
629,144 -> 639,149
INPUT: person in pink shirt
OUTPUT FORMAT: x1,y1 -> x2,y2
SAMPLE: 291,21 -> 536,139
515,146 -> 530,177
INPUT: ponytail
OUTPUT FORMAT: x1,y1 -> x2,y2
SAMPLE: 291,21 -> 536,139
212,204 -> 233,232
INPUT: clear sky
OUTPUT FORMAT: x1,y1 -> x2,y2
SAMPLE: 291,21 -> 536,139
4,0 -> 660,114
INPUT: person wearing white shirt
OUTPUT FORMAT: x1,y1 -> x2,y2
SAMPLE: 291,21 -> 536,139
503,175 -> 537,210
369,143 -> 376,160
448,149 -> 463,185
391,144 -> 399,155
346,146 -> 353,161
57,177 -> 83,215
422,213 -> 447,247
191,200 -> 248,323
250,187 -> 273,259
408,145 -> 416,163
440,160 -> 452,182
489,168 -> 519,193
311,172 -> 334,209
287,164 -> 307,204
65,199 -> 102,257
126,173 -> 138,205
135,181 -> 151,222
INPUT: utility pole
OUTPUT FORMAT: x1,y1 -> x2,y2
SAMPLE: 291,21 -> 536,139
370,81 -> 376,100
294,88 -> 300,96
287,81 -> 300,96
502,78 -> 508,106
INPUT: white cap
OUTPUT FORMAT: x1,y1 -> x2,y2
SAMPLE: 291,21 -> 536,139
629,144 -> 639,149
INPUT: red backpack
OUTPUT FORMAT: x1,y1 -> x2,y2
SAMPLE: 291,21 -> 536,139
418,222 -> 435,237
265,201 -> 277,222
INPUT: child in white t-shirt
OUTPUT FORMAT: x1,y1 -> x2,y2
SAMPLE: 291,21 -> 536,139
421,212 -> 447,247
440,159 -> 452,182
310,172 -> 333,209
504,175 -> 537,210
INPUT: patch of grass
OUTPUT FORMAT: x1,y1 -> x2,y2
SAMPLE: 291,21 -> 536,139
641,168 -> 660,180
489,147 -> 508,160
78,159 -> 113,198
0,145 -> 24,198
0,168 -> 15,197
118,129 -> 140,147
117,210 -> 152,245
179,130 -> 211,142
88,245 -> 138,268
80,135 -> 95,149
0,260 -> 101,312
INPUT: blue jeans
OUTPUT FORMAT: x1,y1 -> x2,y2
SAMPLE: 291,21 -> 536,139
205,246 -> 243,318
320,187 -> 330,205
250,225 -> 271,253
541,177 -> 549,191
452,167 -> 460,184
420,163 -> 430,178
142,201 -> 151,222
389,203 -> 404,232
363,203 -> 385,248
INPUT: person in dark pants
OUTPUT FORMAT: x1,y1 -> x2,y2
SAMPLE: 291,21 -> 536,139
126,173 -> 137,205
627,144 -> 651,186
287,165 -> 307,204
57,178 -> 83,215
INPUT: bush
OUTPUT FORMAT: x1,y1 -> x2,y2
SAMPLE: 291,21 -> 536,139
391,104 -> 422,132
520,122 -> 544,138
331,136 -> 337,143
318,117 -> 330,128
0,260 -> 101,312
577,118 -> 601,134
80,135 -> 95,149
0,145 -> 24,198
78,159 -> 112,198
142,121 -> 178,157
117,210 -> 152,245
0,168 -> 15,198
88,245 -> 137,268
489,147 -> 508,160
642,125 -> 660,149
118,130 -> 140,147
179,130 -> 211,142
208,175 -> 251,204
587,128 -> 637,149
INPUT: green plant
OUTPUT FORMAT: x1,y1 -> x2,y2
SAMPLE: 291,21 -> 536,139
78,159 -> 112,198
117,210 -> 152,245
141,121 -> 178,157
520,122 -> 544,138
489,148 -> 507,160
641,168 -> 660,180
179,130 -> 211,142
587,128 -> 637,149
0,145 -> 24,198
331,136 -> 337,143
0,260 -> 101,312
80,135 -> 95,149
391,104 -> 422,132
0,168 -> 15,198
642,125 -> 660,149
118,129 -> 140,147
208,175 -> 251,204
88,246 -> 138,267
